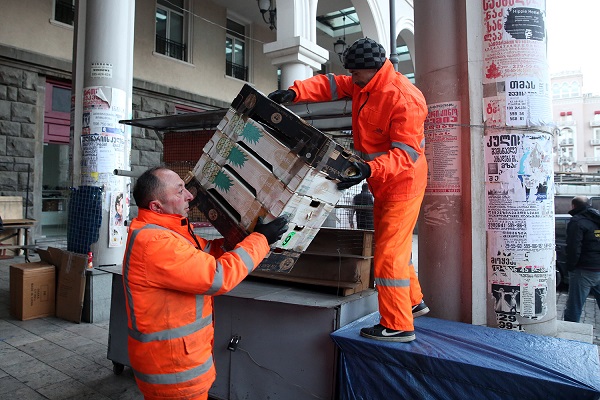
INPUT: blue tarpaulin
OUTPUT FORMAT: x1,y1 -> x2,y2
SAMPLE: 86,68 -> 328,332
331,312 -> 600,400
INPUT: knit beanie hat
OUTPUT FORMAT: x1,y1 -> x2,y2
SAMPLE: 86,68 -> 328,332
343,37 -> 386,70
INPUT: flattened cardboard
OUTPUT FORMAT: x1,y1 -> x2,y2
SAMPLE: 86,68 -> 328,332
55,250 -> 88,323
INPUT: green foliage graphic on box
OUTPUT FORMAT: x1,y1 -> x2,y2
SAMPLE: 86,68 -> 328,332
241,123 -> 263,145
213,171 -> 233,192
227,147 -> 247,167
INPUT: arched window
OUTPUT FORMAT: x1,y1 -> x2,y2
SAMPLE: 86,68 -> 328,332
560,82 -> 570,98
570,82 -> 580,97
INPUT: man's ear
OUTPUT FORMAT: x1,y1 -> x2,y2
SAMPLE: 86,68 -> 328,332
149,200 -> 161,213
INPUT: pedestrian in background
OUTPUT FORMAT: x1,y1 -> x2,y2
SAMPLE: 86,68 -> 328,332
269,37 -> 429,342
564,195 -> 600,322
122,166 -> 287,399
349,182 -> 374,230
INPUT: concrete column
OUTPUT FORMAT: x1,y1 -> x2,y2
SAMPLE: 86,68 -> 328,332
262,0 -> 328,88
415,0 -> 556,336
70,0 -> 135,266
414,0 -> 485,324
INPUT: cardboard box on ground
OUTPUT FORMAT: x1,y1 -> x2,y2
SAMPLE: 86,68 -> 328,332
185,85 -> 365,274
9,247 -> 87,322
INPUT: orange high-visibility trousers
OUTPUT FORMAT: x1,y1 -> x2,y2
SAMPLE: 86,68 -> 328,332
373,191 -> 425,331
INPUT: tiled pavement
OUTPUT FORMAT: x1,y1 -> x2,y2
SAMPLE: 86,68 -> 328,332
0,253 -> 598,399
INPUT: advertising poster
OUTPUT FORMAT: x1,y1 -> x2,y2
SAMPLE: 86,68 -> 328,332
109,191 -> 127,248
482,0 -> 552,127
424,101 -> 462,195
485,131 -> 555,329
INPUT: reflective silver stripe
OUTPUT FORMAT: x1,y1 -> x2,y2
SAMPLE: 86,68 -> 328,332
134,356 -> 214,385
124,224 -> 210,343
392,141 -> 420,163
204,247 -> 254,295
326,73 -> 338,100
374,277 -> 410,287
233,246 -> 255,274
128,313 -> 211,343
204,261 -> 223,295
420,138 -> 425,148
123,227 -> 144,332
365,151 -> 387,161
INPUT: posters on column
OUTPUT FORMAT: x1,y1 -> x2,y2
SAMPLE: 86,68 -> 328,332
485,131 -> 555,329
482,0 -> 552,127
424,101 -> 462,195
81,86 -> 127,191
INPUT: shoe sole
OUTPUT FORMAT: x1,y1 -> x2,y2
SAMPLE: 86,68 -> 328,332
413,306 -> 430,318
360,331 -> 416,343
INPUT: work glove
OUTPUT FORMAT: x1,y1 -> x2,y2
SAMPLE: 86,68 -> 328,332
337,161 -> 371,190
268,89 -> 296,104
254,216 -> 289,245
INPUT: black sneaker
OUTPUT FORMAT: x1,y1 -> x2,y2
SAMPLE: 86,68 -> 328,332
360,324 -> 416,342
412,300 -> 430,318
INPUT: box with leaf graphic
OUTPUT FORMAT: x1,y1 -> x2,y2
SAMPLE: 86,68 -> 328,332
185,172 -> 305,273
204,128 -> 340,205
192,153 -> 335,233
192,154 -> 266,230
229,84 -> 363,180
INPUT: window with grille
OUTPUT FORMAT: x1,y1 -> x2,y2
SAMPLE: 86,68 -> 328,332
225,19 -> 248,81
156,0 -> 187,61
54,0 -> 75,26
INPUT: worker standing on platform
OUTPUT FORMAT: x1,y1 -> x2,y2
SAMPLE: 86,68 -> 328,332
269,37 -> 429,342
122,166 -> 287,399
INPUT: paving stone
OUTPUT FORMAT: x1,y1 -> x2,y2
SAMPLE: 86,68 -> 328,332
36,378 -> 102,400
4,385 -> 47,399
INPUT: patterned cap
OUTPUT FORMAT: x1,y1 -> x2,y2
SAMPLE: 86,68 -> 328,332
343,37 -> 386,70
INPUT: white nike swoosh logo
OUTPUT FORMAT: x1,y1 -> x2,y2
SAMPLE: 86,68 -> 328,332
381,329 -> 400,336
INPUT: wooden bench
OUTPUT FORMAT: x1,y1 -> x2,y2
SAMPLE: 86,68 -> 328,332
0,219 -> 37,261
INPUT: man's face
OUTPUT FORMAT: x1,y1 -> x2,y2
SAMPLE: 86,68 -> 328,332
348,69 -> 378,88
152,169 -> 194,217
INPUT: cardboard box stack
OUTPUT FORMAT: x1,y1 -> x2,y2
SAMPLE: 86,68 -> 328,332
9,247 -> 87,322
186,84 -> 364,273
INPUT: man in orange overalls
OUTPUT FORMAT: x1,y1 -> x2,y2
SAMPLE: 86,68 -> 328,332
269,37 -> 429,342
122,167 -> 287,399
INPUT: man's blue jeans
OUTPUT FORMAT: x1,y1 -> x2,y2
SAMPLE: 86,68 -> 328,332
563,269 -> 600,322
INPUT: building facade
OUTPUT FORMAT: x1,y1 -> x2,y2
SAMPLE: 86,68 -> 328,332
0,0 -> 416,243
552,70 -> 600,174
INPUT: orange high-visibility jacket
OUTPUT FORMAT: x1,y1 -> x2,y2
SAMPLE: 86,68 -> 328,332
290,59 -> 428,201
122,209 -> 270,399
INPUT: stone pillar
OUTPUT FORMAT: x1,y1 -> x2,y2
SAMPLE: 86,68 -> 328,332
414,0 -> 487,324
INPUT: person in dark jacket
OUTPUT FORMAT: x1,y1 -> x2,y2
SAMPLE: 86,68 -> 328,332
349,183 -> 374,230
563,196 -> 600,322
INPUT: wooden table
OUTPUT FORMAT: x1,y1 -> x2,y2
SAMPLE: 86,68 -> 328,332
0,218 -> 37,262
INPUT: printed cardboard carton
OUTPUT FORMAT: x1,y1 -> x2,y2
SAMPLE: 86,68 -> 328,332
229,84 -> 364,180
202,131 -> 294,214
9,262 -> 56,320
214,116 -> 341,204
192,154 -> 266,230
